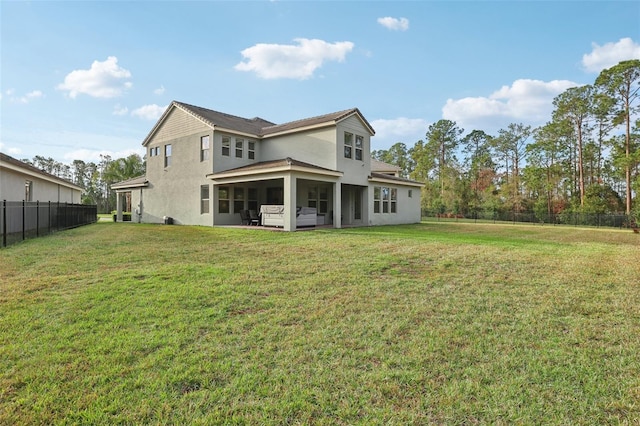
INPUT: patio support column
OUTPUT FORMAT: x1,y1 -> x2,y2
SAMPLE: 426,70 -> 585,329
333,182 -> 342,229
283,174 -> 296,231
116,192 -> 123,222
211,183 -> 218,226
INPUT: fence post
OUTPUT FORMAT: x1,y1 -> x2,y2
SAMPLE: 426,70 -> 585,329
22,200 -> 26,243
2,200 -> 6,247
36,201 -> 40,237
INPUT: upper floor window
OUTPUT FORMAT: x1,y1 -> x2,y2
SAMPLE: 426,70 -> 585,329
355,135 -> 363,161
248,141 -> 255,160
149,146 -> 159,157
164,144 -> 172,167
201,136 -> 210,162
235,138 -> 244,158
344,132 -> 353,159
222,137 -> 230,156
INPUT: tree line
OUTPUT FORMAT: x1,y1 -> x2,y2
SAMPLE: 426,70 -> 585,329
22,153 -> 145,214
373,60 -> 640,220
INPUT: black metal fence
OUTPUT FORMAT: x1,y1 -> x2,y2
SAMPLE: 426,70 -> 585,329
424,209 -> 636,229
1,201 -> 97,248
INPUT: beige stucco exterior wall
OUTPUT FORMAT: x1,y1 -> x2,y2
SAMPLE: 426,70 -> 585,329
212,132 -> 261,173
368,183 -> 422,226
335,115 -> 372,186
260,126 -> 337,169
143,108 -> 214,225
1,167 -> 81,203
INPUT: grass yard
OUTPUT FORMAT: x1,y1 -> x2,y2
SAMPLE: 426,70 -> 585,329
1,221 -> 639,424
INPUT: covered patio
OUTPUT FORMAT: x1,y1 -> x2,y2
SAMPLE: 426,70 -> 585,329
207,158 -> 345,231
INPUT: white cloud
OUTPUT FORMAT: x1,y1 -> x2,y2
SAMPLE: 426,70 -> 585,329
442,79 -> 578,133
131,104 -> 167,120
9,90 -> 44,104
370,117 -> 427,150
0,142 -> 23,156
154,85 -> 165,95
582,37 -> 640,73
57,56 -> 133,99
377,17 -> 409,31
63,148 -> 144,163
113,104 -> 129,116
234,38 -> 354,80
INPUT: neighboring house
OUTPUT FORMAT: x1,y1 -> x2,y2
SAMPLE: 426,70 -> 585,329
112,101 -> 423,231
0,153 -> 82,203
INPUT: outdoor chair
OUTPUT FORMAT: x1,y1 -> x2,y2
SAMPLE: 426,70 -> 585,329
249,209 -> 260,226
239,210 -> 251,225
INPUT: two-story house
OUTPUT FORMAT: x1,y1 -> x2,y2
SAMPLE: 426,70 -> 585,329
112,101 -> 423,231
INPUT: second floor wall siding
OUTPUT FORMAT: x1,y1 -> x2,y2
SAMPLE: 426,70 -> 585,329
260,127 -> 337,170
212,133 -> 260,173
150,108 -> 210,144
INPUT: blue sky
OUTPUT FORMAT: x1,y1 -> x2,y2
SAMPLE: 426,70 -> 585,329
1,1 -> 639,164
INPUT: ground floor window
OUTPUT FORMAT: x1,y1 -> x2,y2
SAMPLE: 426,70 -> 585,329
308,186 -> 328,213
374,186 -> 397,214
234,187 -> 244,213
218,186 -> 229,213
25,180 -> 33,201
248,188 -> 258,211
391,188 -> 397,213
200,185 -> 210,214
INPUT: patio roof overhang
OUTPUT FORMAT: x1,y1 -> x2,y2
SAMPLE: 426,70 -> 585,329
368,172 -> 425,188
206,157 -> 343,184
111,175 -> 149,192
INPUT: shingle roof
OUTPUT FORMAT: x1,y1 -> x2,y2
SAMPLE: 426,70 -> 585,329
261,108 -> 374,136
146,102 -> 375,143
111,175 -> 148,190
371,159 -> 402,173
174,101 -> 276,136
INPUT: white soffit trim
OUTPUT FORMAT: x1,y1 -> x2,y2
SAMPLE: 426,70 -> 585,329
208,165 -> 343,183
112,183 -> 148,191
369,176 -> 425,188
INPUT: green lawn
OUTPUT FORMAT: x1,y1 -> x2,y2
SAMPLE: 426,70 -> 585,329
1,221 -> 639,424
